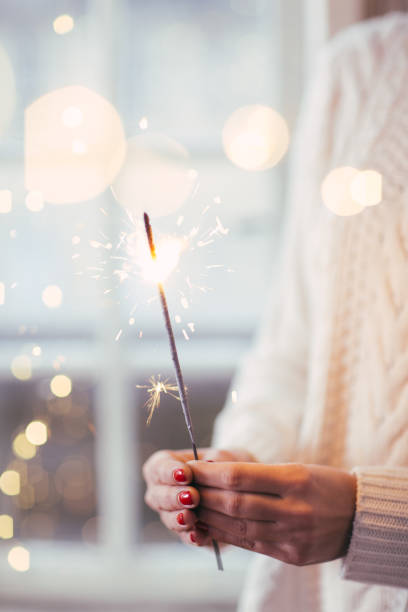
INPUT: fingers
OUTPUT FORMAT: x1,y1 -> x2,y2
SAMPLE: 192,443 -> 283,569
188,461 -> 291,495
143,450 -> 195,486
198,486 -> 286,520
145,484 -> 200,512
159,509 -> 196,532
200,448 -> 255,462
196,507 -> 281,542
192,523 -> 285,560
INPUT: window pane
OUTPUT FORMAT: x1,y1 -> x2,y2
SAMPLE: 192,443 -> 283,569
0,377 -> 97,542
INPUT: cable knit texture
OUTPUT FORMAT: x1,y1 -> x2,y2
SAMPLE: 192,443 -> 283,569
212,13 -> 408,612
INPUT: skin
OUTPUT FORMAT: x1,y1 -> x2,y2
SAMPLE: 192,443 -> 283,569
143,448 -> 356,566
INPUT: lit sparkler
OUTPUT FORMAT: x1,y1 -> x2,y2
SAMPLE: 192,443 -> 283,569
136,375 -> 179,426
143,212 -> 223,571
79,202 -> 230,341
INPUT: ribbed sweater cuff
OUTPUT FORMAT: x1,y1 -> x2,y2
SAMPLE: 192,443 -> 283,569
342,467 -> 408,588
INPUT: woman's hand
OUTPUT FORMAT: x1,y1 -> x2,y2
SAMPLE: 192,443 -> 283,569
188,461 -> 356,565
142,448 -> 256,546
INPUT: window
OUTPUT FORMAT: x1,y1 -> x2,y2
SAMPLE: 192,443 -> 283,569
0,0 -> 313,607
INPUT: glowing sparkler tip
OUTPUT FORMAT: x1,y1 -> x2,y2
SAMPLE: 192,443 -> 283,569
143,212 -> 155,259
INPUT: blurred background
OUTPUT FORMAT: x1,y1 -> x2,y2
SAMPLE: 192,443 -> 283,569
0,0 -> 401,610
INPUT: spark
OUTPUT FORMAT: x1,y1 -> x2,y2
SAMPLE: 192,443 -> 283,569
115,329 -> 123,342
197,239 -> 214,247
231,390 -> 238,404
136,376 -> 179,425
187,322 -> 195,333
182,329 -> 189,341
80,195 -> 230,342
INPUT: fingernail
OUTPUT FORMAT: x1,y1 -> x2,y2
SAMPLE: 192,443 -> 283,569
173,468 -> 187,483
176,512 -> 185,526
178,490 -> 193,506
206,460 -> 214,462
195,520 -> 208,532
190,532 -> 197,543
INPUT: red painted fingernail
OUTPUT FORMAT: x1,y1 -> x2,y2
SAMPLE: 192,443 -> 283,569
206,460 -> 214,462
190,532 -> 197,543
195,520 -> 208,532
173,468 -> 187,483
176,512 -> 185,526
179,490 -> 193,506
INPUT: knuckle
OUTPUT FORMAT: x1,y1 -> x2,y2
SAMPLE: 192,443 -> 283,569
285,538 -> 310,566
222,466 -> 241,489
144,490 -> 153,509
240,537 -> 256,550
289,502 -> 314,528
290,464 -> 312,493
142,450 -> 169,479
226,493 -> 242,516
286,545 -> 303,566
236,519 -> 247,537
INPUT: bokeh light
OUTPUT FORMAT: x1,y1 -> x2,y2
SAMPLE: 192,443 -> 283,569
321,167 -> 364,216
12,433 -> 37,460
0,470 -> 21,496
0,515 -> 13,539
0,44 -> 16,136
50,374 -> 72,398
111,133 -> 197,218
53,14 -> 74,35
10,355 -> 32,381
222,104 -> 289,171
42,285 -> 63,308
25,421 -> 48,446
7,546 -> 30,572
350,169 -> 382,207
25,190 -> 44,212
62,106 -> 83,128
25,86 -> 126,204
32,345 -> 42,356
0,189 -> 12,213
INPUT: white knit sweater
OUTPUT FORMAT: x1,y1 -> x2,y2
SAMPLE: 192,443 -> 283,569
213,13 -> 408,612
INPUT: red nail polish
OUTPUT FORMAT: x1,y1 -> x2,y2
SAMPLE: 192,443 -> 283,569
173,468 -> 187,483
206,460 -> 214,462
179,490 -> 193,506
190,532 -> 197,543
176,512 -> 185,526
195,520 -> 208,532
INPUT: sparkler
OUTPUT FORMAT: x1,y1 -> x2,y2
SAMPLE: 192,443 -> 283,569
143,212 -> 223,571
136,375 -> 179,426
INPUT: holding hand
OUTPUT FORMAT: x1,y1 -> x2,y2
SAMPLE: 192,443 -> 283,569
189,461 -> 356,566
142,447 -> 255,546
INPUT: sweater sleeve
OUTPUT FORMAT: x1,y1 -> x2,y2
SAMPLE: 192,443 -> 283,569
342,467 -> 408,587
211,50 -> 338,464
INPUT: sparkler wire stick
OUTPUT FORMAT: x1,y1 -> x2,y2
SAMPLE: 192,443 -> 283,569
143,212 -> 223,572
